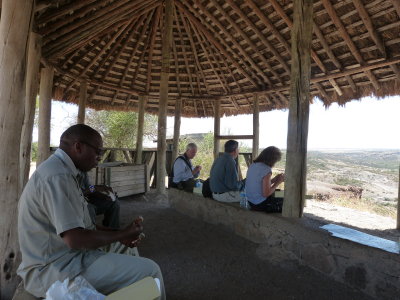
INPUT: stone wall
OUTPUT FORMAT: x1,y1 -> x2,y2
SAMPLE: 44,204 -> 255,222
168,189 -> 400,299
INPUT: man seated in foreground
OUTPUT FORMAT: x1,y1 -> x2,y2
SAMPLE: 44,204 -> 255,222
17,124 -> 165,299
209,140 -> 245,202
170,142 -> 202,192
79,171 -> 120,229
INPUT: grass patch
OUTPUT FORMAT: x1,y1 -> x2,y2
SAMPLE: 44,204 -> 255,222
318,196 -> 397,219
333,176 -> 363,187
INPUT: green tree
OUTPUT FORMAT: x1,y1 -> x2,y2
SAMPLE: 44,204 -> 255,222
84,109 -> 158,148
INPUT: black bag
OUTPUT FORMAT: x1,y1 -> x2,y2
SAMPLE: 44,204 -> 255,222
202,178 -> 213,198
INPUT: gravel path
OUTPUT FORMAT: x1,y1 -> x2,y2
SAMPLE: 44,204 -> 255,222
119,196 -> 375,300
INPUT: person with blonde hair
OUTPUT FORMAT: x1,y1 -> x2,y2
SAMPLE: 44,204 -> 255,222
245,146 -> 285,212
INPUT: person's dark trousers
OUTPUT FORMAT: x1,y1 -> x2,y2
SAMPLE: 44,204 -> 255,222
248,195 -> 284,213
87,198 -> 120,229
176,178 -> 196,193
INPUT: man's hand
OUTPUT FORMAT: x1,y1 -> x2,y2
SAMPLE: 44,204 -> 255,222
119,216 -> 144,247
193,165 -> 202,174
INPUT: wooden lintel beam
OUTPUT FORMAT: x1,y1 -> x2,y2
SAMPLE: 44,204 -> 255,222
49,56 -> 400,103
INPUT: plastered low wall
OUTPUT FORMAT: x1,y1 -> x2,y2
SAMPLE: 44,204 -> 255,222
168,189 -> 400,299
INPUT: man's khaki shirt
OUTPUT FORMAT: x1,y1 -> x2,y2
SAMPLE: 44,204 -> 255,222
17,149 -> 104,297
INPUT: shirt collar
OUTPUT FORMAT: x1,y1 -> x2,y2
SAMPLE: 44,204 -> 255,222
54,148 -> 80,177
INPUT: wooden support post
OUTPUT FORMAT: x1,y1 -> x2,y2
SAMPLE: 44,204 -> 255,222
0,0 -> 34,297
397,166 -> 400,230
20,32 -> 42,189
135,95 -> 147,164
252,94 -> 260,160
77,79 -> 87,124
156,0 -> 173,194
171,98 -> 182,164
282,0 -> 313,218
37,66 -> 54,166
213,99 -> 221,159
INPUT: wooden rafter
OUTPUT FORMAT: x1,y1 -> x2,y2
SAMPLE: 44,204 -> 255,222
175,1 -> 258,88
212,0 -> 283,85
118,10 -> 155,91
175,9 -> 196,95
321,0 -> 380,90
226,0 -> 290,76
195,0 -> 269,86
145,6 -> 161,93
180,9 -> 210,95
191,24 -> 229,94
268,0 -> 343,96
353,0 -> 400,80
43,1 -> 156,58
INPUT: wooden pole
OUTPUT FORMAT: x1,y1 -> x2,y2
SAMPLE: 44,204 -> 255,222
213,99 -> 220,159
0,0 -> 34,297
282,0 -> 314,218
37,66 -> 54,166
77,79 -> 87,124
156,0 -> 173,194
135,94 -> 147,164
171,98 -> 182,164
20,32 -> 42,190
397,165 -> 400,230
252,94 -> 260,160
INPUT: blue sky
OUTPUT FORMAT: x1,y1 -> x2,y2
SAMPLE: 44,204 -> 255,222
46,95 -> 400,150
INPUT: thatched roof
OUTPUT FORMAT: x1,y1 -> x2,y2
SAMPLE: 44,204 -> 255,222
34,0 -> 400,117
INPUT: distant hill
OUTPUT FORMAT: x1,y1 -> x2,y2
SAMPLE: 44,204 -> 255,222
273,149 -> 399,207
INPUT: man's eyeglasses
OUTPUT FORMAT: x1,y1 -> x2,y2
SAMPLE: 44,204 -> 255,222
79,141 -> 104,156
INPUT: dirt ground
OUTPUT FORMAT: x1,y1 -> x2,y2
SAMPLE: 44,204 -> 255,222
119,195 -> 376,300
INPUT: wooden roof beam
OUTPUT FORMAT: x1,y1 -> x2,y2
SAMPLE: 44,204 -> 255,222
44,1 -> 157,58
212,0 -> 283,85
172,39 -> 182,96
63,18 -> 139,94
145,7 -> 161,94
227,0 -> 290,75
353,0 -> 400,80
392,1 -> 400,18
312,22 -> 357,92
53,18 -> 131,62
195,0 -> 268,87
321,0 -> 380,90
41,0 -> 128,37
37,0 -> 98,24
87,22 -> 134,102
268,0 -> 343,96
191,24 -> 230,94
174,9 -> 196,96
117,10 -> 156,92
180,9 -> 211,95
353,0 -> 386,57
175,1 -> 258,88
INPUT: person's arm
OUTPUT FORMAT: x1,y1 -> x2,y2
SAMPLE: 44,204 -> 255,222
262,173 -> 284,198
192,165 -> 201,177
224,159 -> 242,191
62,218 -> 143,249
